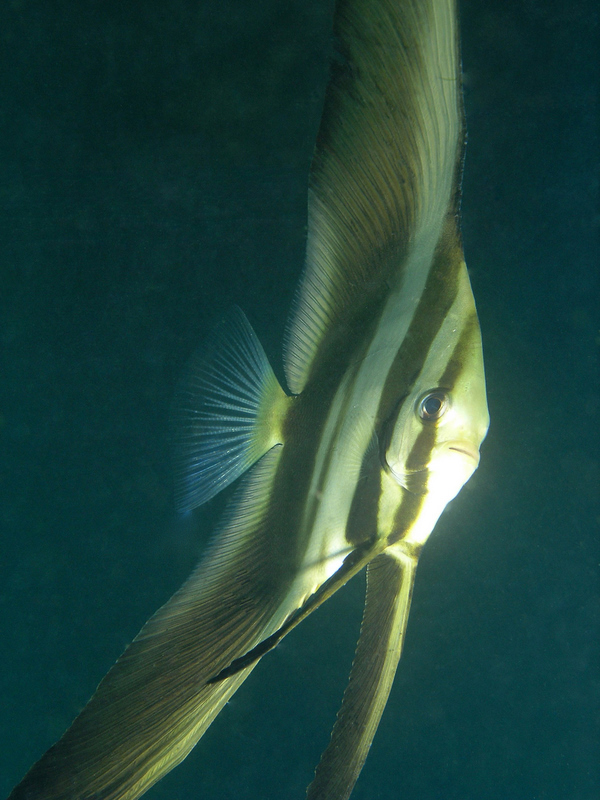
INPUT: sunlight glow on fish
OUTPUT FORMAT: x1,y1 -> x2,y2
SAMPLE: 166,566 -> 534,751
9,0 -> 489,798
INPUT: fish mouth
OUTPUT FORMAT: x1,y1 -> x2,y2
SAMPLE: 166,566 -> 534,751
447,443 -> 480,463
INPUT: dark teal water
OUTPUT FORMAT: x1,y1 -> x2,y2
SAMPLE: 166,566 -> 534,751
1,1 -> 598,798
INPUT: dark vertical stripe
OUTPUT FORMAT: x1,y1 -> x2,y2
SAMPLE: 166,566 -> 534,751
438,311 -> 479,388
376,219 -> 464,429
405,425 -> 437,473
404,310 -> 479,474
387,490 -> 424,546
345,438 -> 383,546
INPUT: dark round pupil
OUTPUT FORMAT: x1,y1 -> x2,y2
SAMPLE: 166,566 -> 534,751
422,394 -> 442,417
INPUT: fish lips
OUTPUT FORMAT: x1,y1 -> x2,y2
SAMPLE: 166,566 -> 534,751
389,440 -> 480,496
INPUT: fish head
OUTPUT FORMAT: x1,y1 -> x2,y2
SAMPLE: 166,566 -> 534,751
384,268 -> 489,507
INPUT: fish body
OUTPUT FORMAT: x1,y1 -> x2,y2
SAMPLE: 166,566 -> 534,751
9,0 -> 489,799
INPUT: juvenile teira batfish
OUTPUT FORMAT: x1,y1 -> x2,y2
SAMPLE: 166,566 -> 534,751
9,0 -> 489,798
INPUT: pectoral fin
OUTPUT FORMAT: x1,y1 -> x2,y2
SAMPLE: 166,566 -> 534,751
306,549 -> 418,800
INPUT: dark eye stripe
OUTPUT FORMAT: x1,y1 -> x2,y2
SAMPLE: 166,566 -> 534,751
438,312 -> 479,389
404,312 -> 479,474
376,218 -> 462,429
405,422 -> 437,473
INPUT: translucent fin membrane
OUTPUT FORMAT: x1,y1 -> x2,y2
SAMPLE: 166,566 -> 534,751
171,307 -> 288,512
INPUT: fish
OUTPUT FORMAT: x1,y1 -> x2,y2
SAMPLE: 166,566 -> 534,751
8,0 -> 489,799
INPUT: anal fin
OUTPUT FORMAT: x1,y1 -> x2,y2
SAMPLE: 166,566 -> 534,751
8,447 -> 294,800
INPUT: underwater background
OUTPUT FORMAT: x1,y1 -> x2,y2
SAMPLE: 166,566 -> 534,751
0,0 -> 598,798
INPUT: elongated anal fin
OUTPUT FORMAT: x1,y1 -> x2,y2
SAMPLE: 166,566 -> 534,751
306,548 -> 418,800
9,448 -> 297,800
172,306 -> 290,511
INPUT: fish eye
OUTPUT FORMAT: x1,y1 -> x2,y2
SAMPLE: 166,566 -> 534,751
418,391 -> 448,421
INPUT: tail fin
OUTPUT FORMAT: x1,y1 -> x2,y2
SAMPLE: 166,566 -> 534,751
172,306 -> 289,511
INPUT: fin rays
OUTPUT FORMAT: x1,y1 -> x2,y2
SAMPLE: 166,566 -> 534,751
172,307 -> 289,511
8,449 -> 295,800
284,0 -> 463,393
307,550 -> 418,800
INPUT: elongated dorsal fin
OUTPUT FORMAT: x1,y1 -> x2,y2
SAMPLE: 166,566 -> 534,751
284,0 -> 464,393
171,307 -> 290,511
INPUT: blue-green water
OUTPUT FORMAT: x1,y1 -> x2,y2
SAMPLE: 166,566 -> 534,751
1,1 -> 598,798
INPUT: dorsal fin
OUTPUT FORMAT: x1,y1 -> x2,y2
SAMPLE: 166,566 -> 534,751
171,307 -> 290,511
283,0 -> 464,393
